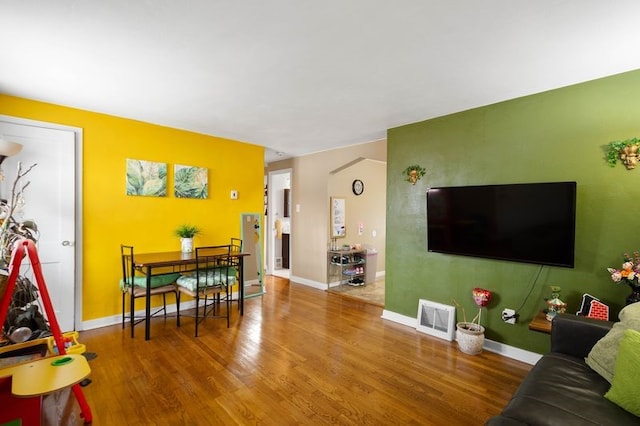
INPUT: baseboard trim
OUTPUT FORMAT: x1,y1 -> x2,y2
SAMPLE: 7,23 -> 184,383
289,275 -> 327,290
291,271 -> 386,292
80,293 -> 244,331
80,300 -> 192,331
381,309 -> 542,365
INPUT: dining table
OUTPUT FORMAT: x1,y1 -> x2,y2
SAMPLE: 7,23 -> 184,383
132,248 -> 250,340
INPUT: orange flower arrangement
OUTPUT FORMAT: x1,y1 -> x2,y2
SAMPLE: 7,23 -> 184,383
607,252 -> 640,287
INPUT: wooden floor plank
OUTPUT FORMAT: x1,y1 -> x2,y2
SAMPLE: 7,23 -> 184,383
78,276 -> 530,425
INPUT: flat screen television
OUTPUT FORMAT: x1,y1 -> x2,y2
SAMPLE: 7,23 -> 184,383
426,182 -> 576,268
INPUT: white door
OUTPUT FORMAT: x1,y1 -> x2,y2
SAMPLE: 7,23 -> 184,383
0,118 -> 77,331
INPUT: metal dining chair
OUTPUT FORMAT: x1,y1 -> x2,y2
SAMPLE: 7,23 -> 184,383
120,245 -> 181,338
175,245 -> 236,336
229,238 -> 243,310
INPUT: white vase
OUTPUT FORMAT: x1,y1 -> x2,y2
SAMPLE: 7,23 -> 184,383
456,322 -> 485,355
180,237 -> 193,253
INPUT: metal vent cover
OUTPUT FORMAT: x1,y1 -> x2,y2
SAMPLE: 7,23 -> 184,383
416,299 -> 456,342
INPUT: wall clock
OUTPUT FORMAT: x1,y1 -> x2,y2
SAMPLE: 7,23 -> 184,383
352,179 -> 364,196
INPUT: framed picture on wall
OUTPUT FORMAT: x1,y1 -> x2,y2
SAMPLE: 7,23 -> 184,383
174,164 -> 208,199
330,197 -> 346,238
126,159 -> 167,197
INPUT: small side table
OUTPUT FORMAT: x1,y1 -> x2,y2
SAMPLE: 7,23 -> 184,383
528,311 -> 552,334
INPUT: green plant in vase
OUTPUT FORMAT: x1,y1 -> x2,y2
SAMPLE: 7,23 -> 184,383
174,224 -> 201,239
174,224 -> 201,253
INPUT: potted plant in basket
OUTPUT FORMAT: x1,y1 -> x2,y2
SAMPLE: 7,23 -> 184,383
454,287 -> 492,355
174,224 -> 201,253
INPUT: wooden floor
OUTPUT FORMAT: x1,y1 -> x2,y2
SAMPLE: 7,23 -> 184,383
79,276 -> 531,425
328,278 -> 385,307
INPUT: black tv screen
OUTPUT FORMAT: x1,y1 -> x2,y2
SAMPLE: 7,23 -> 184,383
426,182 -> 576,268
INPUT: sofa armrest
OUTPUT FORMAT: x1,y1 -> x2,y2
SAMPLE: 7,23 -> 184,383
550,314 -> 614,358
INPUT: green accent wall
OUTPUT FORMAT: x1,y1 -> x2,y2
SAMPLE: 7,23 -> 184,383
386,69 -> 640,354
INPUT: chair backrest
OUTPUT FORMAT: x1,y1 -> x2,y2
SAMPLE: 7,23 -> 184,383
230,238 -> 242,253
229,238 -> 242,269
120,244 -> 135,289
194,245 -> 232,289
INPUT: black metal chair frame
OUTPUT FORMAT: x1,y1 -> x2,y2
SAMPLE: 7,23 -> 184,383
230,238 -> 242,254
176,245 -> 232,336
228,238 -> 243,310
120,244 -> 179,338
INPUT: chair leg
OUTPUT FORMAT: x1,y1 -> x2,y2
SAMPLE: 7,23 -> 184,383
162,293 -> 167,318
130,293 -> 135,338
121,292 -> 125,329
226,290 -> 230,328
175,290 -> 181,327
194,293 -> 200,337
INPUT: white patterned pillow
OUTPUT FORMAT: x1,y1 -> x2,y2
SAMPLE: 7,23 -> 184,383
176,268 -> 237,292
585,302 -> 640,382
120,272 -> 181,290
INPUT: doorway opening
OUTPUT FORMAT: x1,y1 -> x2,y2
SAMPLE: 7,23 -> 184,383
267,169 -> 291,279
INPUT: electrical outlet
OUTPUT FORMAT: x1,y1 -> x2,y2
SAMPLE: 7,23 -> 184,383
502,308 -> 517,324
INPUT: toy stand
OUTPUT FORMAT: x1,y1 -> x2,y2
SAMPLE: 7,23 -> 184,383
0,239 -> 93,424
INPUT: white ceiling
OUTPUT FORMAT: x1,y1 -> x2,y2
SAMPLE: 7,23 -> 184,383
2,1 -> 640,164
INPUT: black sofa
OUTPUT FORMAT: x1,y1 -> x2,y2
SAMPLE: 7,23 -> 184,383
486,314 -> 639,425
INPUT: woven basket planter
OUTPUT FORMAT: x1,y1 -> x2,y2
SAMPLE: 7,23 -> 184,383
456,322 -> 485,355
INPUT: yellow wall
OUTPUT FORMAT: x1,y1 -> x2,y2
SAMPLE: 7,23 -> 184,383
0,94 -> 264,322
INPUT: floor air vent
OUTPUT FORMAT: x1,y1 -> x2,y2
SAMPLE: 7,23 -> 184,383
416,299 -> 456,341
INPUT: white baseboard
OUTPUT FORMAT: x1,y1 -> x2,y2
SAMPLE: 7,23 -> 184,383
79,293 -> 240,331
291,270 -> 386,292
80,300 -> 191,331
381,309 -> 542,365
289,275 -> 327,290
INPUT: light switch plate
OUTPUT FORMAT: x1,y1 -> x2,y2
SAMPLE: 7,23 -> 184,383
230,190 -> 238,199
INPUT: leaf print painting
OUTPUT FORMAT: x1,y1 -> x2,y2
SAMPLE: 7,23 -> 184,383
126,159 -> 167,197
174,164 -> 208,199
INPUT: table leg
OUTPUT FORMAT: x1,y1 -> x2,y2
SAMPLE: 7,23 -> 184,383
145,266 -> 152,340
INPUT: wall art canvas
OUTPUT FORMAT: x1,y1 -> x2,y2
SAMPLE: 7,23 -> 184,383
174,164 -> 208,199
330,197 -> 346,238
126,159 -> 167,197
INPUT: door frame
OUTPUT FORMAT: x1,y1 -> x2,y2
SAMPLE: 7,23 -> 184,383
0,114 -> 83,330
267,168 -> 292,276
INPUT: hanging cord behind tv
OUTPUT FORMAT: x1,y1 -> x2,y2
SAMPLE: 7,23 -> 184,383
502,264 -> 544,322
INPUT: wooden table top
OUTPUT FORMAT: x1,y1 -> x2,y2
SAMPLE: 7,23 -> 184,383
528,311 -> 552,334
132,249 -> 249,268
